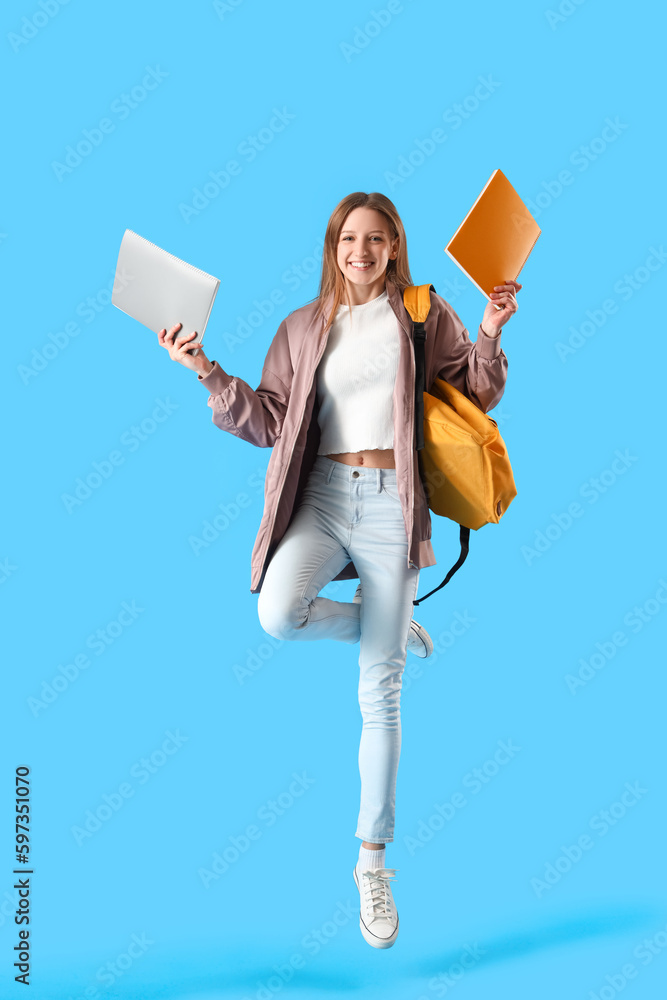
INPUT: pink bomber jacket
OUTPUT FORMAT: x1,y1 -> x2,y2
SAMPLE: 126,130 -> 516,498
197,277 -> 508,593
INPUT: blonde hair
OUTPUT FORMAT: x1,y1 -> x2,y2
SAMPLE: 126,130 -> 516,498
308,191 -> 414,336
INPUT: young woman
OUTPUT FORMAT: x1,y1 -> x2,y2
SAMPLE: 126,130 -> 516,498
158,191 -> 519,949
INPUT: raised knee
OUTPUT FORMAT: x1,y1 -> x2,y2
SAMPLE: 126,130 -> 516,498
257,592 -> 303,640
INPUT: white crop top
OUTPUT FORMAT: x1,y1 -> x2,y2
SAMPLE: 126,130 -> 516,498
315,288 -> 399,455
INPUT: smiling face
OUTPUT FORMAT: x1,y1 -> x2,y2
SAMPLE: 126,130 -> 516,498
336,205 -> 399,300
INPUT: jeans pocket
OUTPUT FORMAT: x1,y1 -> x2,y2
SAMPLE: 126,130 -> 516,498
306,468 -> 328,486
381,483 -> 402,504
300,467 -> 327,503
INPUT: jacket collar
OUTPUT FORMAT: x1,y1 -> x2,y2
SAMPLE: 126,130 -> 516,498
385,276 -> 412,336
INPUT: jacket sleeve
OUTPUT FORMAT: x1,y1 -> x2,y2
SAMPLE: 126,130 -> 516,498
196,318 -> 293,448
429,295 -> 508,414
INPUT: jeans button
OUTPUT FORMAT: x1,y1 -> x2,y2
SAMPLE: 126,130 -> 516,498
352,471 -> 359,477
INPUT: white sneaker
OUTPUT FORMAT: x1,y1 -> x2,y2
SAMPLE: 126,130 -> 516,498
353,864 -> 400,949
353,584 -> 433,658
406,620 -> 434,658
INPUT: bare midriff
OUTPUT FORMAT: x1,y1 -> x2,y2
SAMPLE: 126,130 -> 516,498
325,448 -> 396,469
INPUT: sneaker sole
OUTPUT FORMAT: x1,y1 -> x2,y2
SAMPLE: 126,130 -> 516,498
408,621 -> 434,658
353,865 -> 399,949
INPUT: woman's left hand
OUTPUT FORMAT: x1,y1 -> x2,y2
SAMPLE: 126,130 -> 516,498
481,279 -> 522,338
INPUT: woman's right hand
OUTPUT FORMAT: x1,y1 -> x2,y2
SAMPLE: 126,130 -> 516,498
158,323 -> 214,378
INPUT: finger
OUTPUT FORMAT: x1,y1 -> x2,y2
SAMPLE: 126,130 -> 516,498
176,335 -> 200,351
158,328 -> 177,347
494,299 -> 517,313
164,323 -> 183,341
174,332 -> 198,347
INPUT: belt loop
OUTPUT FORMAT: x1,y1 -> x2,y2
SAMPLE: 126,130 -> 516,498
326,461 -> 334,484
376,467 -> 382,493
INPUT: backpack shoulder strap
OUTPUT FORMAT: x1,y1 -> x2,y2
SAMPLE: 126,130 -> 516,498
402,283 -> 435,322
402,284 -> 472,607
403,284 -> 435,452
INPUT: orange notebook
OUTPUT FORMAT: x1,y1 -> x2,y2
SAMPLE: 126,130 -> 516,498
444,169 -> 540,304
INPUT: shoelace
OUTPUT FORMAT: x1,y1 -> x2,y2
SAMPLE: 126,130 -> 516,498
359,867 -> 399,918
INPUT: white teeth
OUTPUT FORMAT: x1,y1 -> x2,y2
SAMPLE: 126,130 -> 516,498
350,262 -> 372,267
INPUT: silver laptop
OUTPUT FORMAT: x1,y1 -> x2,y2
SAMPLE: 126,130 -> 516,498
112,229 -> 220,357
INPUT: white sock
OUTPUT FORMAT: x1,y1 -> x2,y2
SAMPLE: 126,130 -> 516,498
358,843 -> 386,874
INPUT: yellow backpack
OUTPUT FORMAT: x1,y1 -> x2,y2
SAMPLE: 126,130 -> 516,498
403,284 -> 517,605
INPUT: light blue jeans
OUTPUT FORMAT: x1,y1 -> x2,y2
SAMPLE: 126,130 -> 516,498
257,454 -> 420,843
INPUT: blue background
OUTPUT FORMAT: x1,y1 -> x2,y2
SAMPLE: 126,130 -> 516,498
3,0 -> 666,997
